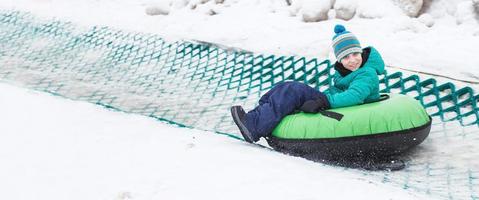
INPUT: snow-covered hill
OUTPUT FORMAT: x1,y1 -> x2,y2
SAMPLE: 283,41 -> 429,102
0,83 -> 431,199
1,0 -> 478,85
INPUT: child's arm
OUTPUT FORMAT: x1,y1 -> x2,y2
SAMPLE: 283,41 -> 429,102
324,84 -> 341,95
326,69 -> 379,108
322,73 -> 341,94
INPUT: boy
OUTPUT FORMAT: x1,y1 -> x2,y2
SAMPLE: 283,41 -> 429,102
231,24 -> 385,143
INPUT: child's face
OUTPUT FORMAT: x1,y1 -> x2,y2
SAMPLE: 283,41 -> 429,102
340,52 -> 362,71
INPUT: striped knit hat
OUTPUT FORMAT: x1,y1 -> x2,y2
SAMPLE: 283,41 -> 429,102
332,24 -> 362,62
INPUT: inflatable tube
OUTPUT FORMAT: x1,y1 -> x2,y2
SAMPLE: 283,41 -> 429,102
266,93 -> 431,160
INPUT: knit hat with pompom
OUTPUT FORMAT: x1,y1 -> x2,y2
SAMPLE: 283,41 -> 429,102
332,24 -> 362,61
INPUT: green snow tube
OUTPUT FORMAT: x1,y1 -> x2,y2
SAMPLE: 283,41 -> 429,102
266,93 -> 431,160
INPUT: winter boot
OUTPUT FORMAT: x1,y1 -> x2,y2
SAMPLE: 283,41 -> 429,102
230,106 -> 257,143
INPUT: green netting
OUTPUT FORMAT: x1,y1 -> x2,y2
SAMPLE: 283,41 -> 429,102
0,10 -> 478,200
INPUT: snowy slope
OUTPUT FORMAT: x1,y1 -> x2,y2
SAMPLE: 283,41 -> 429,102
0,83 -> 431,200
0,0 -> 478,86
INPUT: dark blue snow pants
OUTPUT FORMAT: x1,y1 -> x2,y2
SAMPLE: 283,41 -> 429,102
244,81 -> 327,140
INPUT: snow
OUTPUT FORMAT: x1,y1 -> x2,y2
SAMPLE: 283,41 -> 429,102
391,0 -> 423,17
356,0 -> 403,19
417,13 -> 435,27
0,83 -> 430,200
0,0 -> 478,84
0,0 -> 478,199
334,0 -> 358,20
295,0 -> 333,22
145,2 -> 171,16
456,1 -> 477,25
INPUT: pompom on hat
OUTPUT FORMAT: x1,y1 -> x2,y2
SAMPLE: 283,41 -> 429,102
332,24 -> 362,62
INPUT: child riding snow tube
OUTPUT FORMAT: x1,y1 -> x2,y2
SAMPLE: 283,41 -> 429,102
266,93 -> 431,161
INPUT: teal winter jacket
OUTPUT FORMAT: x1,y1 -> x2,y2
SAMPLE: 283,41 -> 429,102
324,46 -> 385,109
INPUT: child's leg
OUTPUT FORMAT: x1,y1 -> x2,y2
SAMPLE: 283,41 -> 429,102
258,82 -> 309,105
245,81 -> 324,139
258,82 -> 289,105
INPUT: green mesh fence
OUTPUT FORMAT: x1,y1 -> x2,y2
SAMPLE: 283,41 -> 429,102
0,10 -> 478,200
